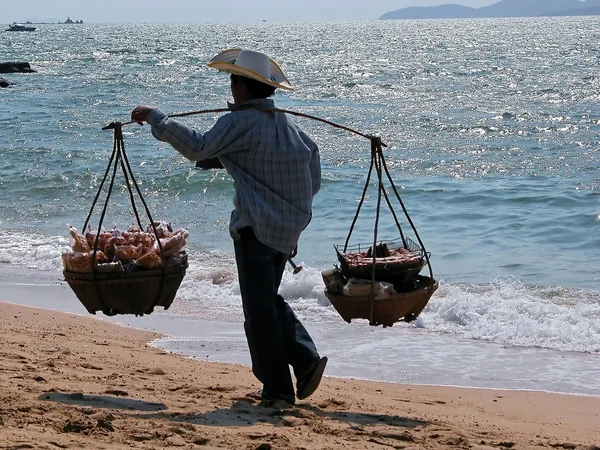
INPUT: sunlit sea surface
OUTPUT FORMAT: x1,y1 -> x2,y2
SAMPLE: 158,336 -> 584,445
1,18 -> 599,395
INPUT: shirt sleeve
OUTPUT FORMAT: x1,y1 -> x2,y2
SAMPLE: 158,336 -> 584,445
299,129 -> 321,197
146,109 -> 244,161
310,145 -> 321,197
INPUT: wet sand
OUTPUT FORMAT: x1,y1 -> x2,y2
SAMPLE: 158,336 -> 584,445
1,301 -> 599,450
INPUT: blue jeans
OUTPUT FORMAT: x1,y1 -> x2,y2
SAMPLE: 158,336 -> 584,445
234,229 -> 320,403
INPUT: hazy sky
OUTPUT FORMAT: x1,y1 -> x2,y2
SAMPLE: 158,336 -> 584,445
2,0 -> 498,24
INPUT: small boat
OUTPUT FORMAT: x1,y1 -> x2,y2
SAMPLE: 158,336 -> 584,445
6,24 -> 37,32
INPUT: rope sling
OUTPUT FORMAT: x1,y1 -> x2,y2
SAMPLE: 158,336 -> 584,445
62,120 -> 189,317
66,105 -> 435,324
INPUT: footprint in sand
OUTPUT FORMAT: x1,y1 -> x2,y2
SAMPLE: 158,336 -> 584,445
318,398 -> 348,408
104,389 -> 128,397
206,385 -> 237,393
137,367 -> 166,375
79,363 -> 103,371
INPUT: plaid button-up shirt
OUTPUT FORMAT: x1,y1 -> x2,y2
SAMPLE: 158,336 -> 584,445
146,98 -> 321,254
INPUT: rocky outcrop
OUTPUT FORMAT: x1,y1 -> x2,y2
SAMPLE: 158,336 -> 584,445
0,77 -> 13,88
0,62 -> 36,74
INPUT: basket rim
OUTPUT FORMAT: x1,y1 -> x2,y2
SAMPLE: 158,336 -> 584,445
334,236 -> 423,252
63,262 -> 188,281
334,246 -> 426,282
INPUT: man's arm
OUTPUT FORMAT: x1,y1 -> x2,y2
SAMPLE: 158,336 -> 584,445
131,106 -> 242,162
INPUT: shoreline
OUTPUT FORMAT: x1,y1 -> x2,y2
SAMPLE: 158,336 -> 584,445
2,263 -> 600,399
1,301 -> 600,449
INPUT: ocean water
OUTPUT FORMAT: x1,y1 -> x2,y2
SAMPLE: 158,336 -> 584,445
1,18 -> 599,395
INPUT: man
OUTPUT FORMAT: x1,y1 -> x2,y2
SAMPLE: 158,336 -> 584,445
131,49 -> 327,407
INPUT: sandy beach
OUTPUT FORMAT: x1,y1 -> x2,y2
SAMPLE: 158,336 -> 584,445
1,301 -> 598,450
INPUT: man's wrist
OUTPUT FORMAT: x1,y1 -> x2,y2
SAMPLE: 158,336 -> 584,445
146,109 -> 167,125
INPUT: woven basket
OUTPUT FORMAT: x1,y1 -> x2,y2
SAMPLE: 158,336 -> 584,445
322,271 -> 438,327
335,237 -> 427,284
63,261 -> 188,316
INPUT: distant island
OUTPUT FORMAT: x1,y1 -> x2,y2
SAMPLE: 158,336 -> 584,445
11,17 -> 84,24
63,17 -> 84,24
380,0 -> 600,20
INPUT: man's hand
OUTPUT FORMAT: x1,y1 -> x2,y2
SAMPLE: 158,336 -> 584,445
131,105 -> 156,126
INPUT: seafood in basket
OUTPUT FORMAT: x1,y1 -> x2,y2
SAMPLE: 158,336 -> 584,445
62,221 -> 188,273
335,240 -> 427,285
342,246 -> 422,268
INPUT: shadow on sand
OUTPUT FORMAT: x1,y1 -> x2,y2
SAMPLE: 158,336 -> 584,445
127,398 -> 428,430
39,392 -> 426,434
39,391 -> 167,412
